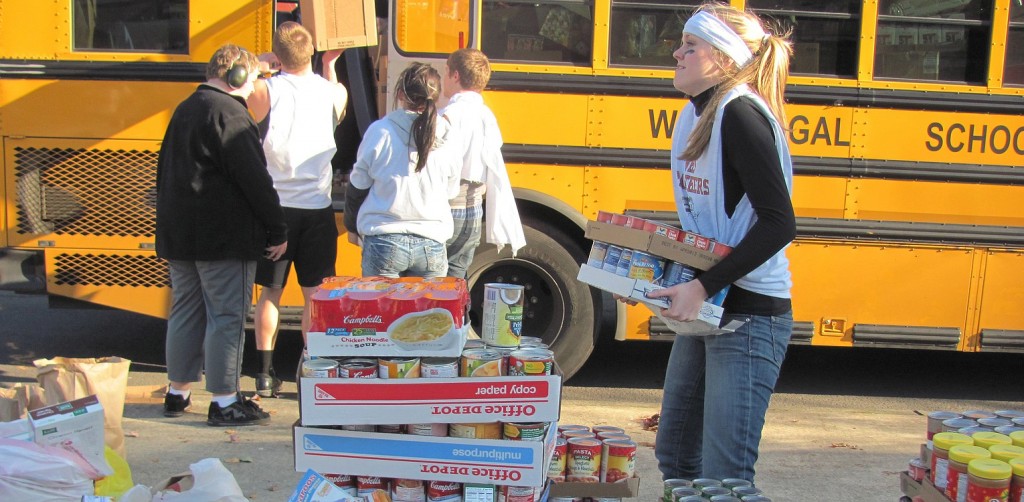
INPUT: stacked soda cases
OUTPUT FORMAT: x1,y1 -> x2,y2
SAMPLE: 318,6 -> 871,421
586,211 -> 731,302
295,276 -> 563,502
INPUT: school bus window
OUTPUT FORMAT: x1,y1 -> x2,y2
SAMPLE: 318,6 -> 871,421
394,0 -> 470,55
482,0 -> 593,65
607,1 -> 699,67
874,0 -> 992,83
747,0 -> 861,77
1005,1 -> 1024,85
73,0 -> 188,53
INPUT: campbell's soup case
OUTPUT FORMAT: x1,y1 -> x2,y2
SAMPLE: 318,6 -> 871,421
308,276 -> 469,335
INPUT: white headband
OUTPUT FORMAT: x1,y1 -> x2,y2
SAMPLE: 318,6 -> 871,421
683,11 -> 763,67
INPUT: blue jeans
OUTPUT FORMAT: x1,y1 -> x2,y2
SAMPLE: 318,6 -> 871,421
362,233 -> 447,278
655,312 -> 793,482
446,205 -> 483,279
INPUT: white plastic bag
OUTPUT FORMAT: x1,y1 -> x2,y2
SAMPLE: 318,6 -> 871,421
0,437 -> 99,502
149,458 -> 247,502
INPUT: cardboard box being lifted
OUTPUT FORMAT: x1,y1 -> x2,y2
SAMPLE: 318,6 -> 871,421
300,0 -> 378,51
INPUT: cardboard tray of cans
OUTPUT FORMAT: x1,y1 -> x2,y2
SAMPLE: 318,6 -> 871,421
584,220 -> 728,272
900,471 -> 951,502
548,476 -> 641,498
293,420 -> 558,487
298,373 -> 562,425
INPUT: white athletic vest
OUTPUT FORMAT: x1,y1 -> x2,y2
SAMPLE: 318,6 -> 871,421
262,72 -> 339,209
670,85 -> 793,298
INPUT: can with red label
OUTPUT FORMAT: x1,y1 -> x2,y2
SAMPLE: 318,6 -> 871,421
427,480 -> 462,501
596,210 -> 614,223
567,437 -> 602,482
338,358 -> 378,378
302,358 -> 339,378
548,437 -> 567,481
558,424 -> 590,435
508,348 -> 554,376
591,425 -> 625,435
600,439 -> 637,482
322,473 -> 357,496
357,476 -> 389,497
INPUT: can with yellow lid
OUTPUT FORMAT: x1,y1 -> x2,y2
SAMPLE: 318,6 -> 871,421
1009,457 -> 1024,502
946,445 -> 992,501
966,458 -> 1011,502
933,432 -> 975,490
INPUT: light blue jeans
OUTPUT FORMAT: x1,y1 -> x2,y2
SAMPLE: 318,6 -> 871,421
446,205 -> 483,280
655,311 -> 793,483
362,233 -> 447,278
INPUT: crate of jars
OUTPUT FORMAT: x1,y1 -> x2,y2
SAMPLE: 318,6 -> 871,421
297,336 -> 562,425
293,420 -> 558,488
305,276 -> 471,358
900,408 -> 1024,502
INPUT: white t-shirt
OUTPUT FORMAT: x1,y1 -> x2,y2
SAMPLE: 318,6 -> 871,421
262,72 -> 340,209
350,109 -> 461,243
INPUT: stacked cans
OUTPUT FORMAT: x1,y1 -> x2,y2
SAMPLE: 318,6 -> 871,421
663,478 -> 771,501
546,423 -> 637,502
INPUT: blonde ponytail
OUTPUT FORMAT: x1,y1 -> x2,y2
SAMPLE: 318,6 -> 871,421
679,4 -> 792,161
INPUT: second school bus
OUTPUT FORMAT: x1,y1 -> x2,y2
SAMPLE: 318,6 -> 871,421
1,0 -> 1022,379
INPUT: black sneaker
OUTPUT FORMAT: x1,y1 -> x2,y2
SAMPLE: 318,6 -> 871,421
207,395 -> 270,426
163,391 -> 191,418
255,371 -> 283,398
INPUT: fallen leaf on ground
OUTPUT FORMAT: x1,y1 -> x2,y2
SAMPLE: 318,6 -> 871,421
830,442 -> 860,450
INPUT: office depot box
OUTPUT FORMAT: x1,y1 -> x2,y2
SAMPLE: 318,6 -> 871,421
294,422 -> 557,487
585,220 -> 727,271
576,264 -> 743,336
548,476 -> 641,498
28,395 -> 111,476
299,0 -> 378,51
299,374 -> 561,425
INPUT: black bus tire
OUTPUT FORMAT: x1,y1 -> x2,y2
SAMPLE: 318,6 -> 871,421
466,220 -> 599,380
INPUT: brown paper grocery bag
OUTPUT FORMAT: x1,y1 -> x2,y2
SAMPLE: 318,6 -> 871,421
0,384 -> 46,421
34,356 -> 131,457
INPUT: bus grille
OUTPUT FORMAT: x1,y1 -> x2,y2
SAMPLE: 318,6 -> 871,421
54,253 -> 169,288
14,147 -> 157,237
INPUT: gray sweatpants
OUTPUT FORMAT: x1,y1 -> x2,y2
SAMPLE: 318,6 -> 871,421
165,259 -> 255,395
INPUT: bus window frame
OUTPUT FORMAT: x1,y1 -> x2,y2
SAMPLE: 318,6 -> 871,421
605,0 -> 702,69
746,5 -> 863,79
391,0 -> 479,58
71,0 -> 190,55
480,0 -> 596,67
1005,0 -> 1024,86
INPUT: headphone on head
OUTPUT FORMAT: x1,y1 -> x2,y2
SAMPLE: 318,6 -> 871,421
225,53 -> 249,89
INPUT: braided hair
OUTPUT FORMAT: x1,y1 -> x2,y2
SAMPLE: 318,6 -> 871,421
394,62 -> 442,172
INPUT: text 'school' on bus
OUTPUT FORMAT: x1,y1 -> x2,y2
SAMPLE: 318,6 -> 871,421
2,0 -> 1022,378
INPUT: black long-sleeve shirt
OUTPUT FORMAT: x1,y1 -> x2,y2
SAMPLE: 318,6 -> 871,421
689,88 -> 796,316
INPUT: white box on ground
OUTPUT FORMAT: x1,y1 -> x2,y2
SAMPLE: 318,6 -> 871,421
577,264 -> 743,336
28,394 -> 112,476
299,374 -> 561,426
293,423 -> 557,487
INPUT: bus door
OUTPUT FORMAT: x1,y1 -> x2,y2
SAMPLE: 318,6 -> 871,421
387,0 -> 478,111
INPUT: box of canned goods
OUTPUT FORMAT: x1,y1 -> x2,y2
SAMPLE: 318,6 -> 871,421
307,276 -> 470,358
547,476 -> 641,499
293,421 -> 558,487
584,219 -> 729,272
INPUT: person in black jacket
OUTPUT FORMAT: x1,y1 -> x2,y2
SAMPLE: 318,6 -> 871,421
155,44 -> 288,426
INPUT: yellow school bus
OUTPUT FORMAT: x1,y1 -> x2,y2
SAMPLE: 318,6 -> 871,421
2,0 -> 1023,379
